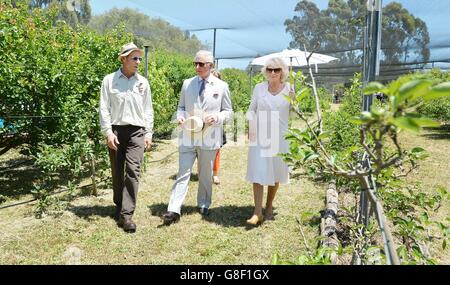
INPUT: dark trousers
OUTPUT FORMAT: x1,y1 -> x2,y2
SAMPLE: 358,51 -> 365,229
109,125 -> 145,218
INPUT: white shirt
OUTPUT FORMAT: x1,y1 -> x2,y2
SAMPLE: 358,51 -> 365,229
99,69 -> 154,139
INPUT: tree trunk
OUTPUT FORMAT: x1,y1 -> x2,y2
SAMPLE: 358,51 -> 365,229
321,180 -> 339,264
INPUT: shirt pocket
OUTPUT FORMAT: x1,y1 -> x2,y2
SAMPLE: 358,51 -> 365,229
131,90 -> 145,114
109,87 -> 126,104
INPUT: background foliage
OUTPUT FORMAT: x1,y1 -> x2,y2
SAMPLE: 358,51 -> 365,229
88,7 -> 203,56
285,0 -> 430,65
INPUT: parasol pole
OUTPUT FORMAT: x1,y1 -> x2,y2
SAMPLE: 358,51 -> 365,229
289,57 -> 294,93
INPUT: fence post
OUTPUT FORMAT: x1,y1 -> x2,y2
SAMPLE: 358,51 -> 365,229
90,154 -> 98,196
144,44 -> 150,79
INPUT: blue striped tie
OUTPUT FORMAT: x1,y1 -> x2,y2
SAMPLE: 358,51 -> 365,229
199,79 -> 205,102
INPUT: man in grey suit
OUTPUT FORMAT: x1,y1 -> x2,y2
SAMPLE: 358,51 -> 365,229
162,50 -> 233,224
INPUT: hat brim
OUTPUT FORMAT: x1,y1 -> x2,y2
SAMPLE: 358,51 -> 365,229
181,116 -> 212,139
182,124 -> 213,140
117,48 -> 144,60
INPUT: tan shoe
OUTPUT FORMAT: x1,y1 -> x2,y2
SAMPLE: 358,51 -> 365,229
246,214 -> 264,226
265,208 -> 274,221
213,176 -> 220,185
264,213 -> 274,221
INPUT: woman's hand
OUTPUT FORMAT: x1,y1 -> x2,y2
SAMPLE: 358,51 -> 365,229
248,131 -> 256,142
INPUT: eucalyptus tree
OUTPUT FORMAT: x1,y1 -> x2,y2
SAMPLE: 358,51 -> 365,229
285,0 -> 430,65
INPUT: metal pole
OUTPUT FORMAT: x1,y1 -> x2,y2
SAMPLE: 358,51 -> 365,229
359,0 -> 382,232
362,0 -> 382,112
144,45 -> 150,79
213,28 -> 217,60
250,66 -> 253,96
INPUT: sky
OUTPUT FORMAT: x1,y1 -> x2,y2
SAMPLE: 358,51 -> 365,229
90,0 -> 449,70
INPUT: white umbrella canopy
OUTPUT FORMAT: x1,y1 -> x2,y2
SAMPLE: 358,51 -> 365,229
250,49 -> 338,68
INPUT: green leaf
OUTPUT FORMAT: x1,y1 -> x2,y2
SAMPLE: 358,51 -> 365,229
352,111 -> 374,124
392,117 -> 420,133
349,116 -> 364,124
409,117 -> 440,128
304,153 -> 319,162
363,82 -> 385,95
297,255 -> 310,265
317,131 -> 332,140
297,88 -> 311,101
422,82 -> 450,101
398,79 -> 433,102
411,147 -> 425,153
371,106 -> 386,117
271,253 -> 280,265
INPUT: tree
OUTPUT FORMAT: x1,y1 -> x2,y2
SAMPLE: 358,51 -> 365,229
28,0 -> 91,26
381,2 -> 430,64
285,0 -> 430,65
88,8 -> 204,56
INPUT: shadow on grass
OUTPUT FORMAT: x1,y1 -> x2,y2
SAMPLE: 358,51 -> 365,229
68,205 -> 116,221
148,202 -> 199,218
0,158 -> 39,200
169,173 -> 199,181
147,202 -> 272,229
423,124 -> 450,140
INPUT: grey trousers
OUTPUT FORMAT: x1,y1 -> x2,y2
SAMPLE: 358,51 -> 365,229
168,147 -> 217,214
109,125 -> 145,218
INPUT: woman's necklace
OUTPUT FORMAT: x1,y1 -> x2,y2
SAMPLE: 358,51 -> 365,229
268,82 -> 284,95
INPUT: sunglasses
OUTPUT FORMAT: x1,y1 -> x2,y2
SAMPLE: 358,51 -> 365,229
193,62 -> 207,67
266,68 -> 282,73
130,56 -> 143,62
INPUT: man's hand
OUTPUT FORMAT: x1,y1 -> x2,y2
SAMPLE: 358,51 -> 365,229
204,114 -> 218,125
144,138 -> 152,152
107,133 -> 120,151
177,117 -> 186,126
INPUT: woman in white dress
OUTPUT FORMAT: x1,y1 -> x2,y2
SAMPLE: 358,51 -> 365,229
245,57 -> 293,225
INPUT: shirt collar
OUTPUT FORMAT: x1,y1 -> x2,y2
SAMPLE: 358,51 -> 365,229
198,74 -> 212,84
117,68 -> 138,80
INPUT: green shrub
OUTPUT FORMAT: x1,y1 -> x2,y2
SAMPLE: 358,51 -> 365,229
146,50 -> 195,137
340,73 -> 363,116
220,68 -> 251,112
0,3 -> 194,215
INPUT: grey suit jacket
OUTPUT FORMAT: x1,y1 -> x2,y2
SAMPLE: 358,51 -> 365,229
177,74 -> 233,150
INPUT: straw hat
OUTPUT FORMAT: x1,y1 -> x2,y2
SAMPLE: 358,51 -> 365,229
183,116 -> 204,133
117,43 -> 143,60
181,109 -> 213,140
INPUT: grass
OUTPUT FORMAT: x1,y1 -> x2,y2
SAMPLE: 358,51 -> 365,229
0,135 -> 324,265
335,124 -> 450,264
399,125 -> 450,263
0,119 -> 448,264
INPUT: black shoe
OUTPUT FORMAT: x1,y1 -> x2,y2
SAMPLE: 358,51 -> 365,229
162,211 -> 180,225
114,207 -> 121,221
117,216 -> 136,233
198,207 -> 209,216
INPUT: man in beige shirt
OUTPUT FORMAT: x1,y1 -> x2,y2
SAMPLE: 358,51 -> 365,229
99,43 -> 153,233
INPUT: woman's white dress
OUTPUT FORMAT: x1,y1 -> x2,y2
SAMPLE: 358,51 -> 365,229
245,82 -> 291,186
